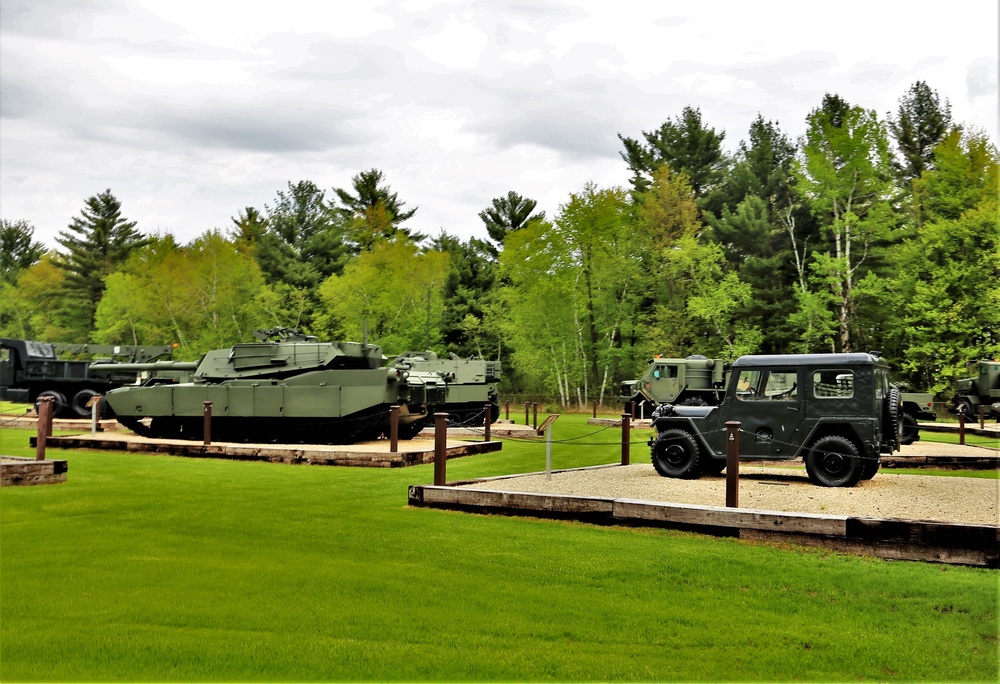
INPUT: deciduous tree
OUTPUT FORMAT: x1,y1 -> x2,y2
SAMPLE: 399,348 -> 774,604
316,239 -> 448,353
797,95 -> 895,352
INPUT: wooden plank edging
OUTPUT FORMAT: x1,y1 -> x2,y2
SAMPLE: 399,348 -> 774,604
407,484 -> 999,567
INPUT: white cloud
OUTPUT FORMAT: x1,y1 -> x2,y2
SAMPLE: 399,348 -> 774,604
411,16 -> 490,68
0,0 -> 996,249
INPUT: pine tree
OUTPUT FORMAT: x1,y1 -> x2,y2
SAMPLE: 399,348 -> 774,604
477,191 -> 545,258
333,169 -> 423,251
55,189 -> 150,335
889,81 -> 954,185
1,219 -> 46,285
618,106 -> 727,200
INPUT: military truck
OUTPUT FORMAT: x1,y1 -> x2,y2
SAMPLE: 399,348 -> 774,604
898,391 -> 936,444
620,355 -> 729,417
648,353 -> 901,487
0,338 -> 173,418
950,360 -> 1000,420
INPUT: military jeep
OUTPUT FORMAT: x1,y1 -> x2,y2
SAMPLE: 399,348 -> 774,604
649,353 -> 901,487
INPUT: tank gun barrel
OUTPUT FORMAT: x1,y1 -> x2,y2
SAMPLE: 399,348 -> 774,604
88,360 -> 200,373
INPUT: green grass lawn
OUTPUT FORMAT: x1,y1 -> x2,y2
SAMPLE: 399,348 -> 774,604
1,415 -> 998,681
916,428 -> 1000,450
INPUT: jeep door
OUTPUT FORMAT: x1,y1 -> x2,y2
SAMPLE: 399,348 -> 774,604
729,367 -> 802,458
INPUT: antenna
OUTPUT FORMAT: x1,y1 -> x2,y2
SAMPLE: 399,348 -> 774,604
425,283 -> 433,351
362,318 -> 368,349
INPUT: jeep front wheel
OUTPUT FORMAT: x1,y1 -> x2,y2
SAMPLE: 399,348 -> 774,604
805,435 -> 863,487
651,429 -> 701,479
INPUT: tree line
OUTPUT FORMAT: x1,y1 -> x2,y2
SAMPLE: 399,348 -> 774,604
2,82 -> 997,402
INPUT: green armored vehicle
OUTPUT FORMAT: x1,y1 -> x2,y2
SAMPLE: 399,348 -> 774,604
649,353 -> 901,487
388,351 -> 500,427
96,329 -> 445,444
620,355 -> 729,417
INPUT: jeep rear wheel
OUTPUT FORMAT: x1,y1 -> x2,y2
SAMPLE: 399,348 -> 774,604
651,428 -> 701,479
805,435 -> 863,487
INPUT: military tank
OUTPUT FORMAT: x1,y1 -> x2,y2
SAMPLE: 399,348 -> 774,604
93,329 -> 446,444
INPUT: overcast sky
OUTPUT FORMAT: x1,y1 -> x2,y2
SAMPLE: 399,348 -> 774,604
2,0 -> 997,249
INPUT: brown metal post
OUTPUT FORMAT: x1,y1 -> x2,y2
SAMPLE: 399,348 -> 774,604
434,412 -> 448,485
484,404 -> 491,442
532,403 -> 538,429
524,402 -> 529,426
504,401 -> 509,421
958,407 -> 966,445
203,401 -> 212,446
35,396 -> 52,460
621,414 -> 630,465
390,405 -> 399,453
725,421 -> 740,508
593,400 -> 597,419
980,405 -> 985,430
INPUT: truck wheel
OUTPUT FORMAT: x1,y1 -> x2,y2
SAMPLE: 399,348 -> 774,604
651,429 -> 701,479
71,389 -> 99,418
956,399 -> 975,421
34,390 -> 68,419
805,435 -> 863,487
900,412 -> 919,445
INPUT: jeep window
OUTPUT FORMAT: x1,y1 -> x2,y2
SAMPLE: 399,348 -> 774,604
813,370 -> 854,398
736,370 -> 762,399
763,371 -> 797,400
736,370 -> 796,401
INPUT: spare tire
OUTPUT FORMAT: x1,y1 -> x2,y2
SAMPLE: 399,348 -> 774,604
883,387 -> 901,450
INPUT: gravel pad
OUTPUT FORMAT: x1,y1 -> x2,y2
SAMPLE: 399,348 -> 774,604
464,464 -> 999,525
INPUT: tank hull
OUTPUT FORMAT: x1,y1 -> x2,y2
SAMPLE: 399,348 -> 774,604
102,369 -> 434,444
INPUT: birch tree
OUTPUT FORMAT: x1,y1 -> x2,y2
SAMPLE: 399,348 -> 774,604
797,94 -> 895,352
